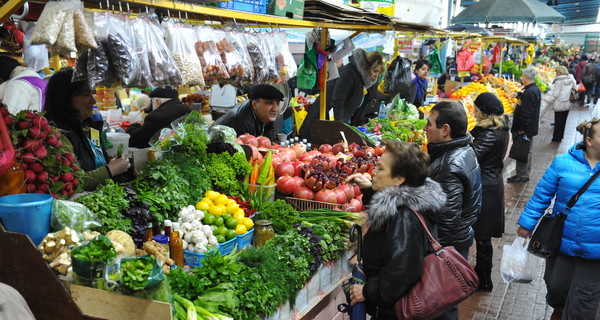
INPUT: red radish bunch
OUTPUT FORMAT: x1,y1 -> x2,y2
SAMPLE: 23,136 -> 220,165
4,108 -> 84,199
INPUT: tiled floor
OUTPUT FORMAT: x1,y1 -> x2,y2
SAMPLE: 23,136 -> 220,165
458,104 -> 596,320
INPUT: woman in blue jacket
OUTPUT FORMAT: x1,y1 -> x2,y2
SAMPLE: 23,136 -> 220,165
517,118 -> 600,320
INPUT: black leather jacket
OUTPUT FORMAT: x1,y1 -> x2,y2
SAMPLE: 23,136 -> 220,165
428,135 -> 482,248
361,179 -> 446,319
213,100 -> 276,140
470,125 -> 509,186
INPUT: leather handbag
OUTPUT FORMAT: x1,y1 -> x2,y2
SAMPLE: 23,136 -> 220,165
509,134 -> 531,163
528,169 -> 600,259
569,86 -> 579,102
394,209 -> 479,320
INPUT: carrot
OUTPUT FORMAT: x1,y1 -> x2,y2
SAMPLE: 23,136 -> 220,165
249,162 -> 260,192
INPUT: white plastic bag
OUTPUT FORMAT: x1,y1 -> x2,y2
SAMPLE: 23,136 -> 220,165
500,237 -> 539,283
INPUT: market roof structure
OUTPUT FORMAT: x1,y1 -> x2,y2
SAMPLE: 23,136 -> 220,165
452,0 -> 565,24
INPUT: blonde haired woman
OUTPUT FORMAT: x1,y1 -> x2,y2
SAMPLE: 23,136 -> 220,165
544,65 -> 576,142
469,92 -> 510,291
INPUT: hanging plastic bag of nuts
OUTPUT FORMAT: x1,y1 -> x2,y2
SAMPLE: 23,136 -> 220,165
142,13 -> 183,87
164,21 -> 205,87
73,10 -> 98,52
244,33 -> 268,84
86,11 -> 116,88
51,11 -> 77,56
30,1 -> 71,47
194,26 -> 229,85
106,13 -> 141,87
128,17 -> 153,88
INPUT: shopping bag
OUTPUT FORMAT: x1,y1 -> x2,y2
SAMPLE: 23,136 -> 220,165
509,134 -> 530,162
578,82 -> 586,92
500,237 -> 539,283
297,43 -> 318,90
382,56 -> 412,97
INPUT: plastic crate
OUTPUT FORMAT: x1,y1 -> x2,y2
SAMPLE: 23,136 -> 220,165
184,250 -> 206,267
236,228 -> 254,249
218,0 -> 266,13
284,197 -> 344,211
218,237 -> 237,256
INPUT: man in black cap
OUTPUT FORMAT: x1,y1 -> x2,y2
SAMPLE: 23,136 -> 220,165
214,84 -> 284,140
126,86 -> 190,148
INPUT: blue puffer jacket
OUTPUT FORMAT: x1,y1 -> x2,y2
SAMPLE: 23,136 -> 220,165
518,144 -> 600,259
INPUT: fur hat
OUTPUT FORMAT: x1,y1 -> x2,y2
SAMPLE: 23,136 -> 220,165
474,92 -> 504,115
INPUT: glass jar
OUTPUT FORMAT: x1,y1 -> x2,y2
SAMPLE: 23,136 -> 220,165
254,220 -> 274,247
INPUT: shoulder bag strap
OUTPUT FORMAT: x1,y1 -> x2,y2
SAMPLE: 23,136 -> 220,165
565,169 -> 600,212
408,208 -> 443,252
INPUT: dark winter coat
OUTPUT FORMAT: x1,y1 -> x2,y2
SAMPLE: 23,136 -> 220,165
213,100 -> 277,140
361,179 -> 446,319
511,83 -> 541,138
581,61 -> 598,85
127,99 -> 190,148
299,49 -> 377,138
428,135 -> 482,248
470,124 -> 510,239
48,116 -> 111,191
575,60 -> 587,83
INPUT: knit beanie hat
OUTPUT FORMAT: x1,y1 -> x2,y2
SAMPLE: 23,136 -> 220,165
474,92 -> 504,115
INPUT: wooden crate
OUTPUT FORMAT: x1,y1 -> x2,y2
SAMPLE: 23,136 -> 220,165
71,285 -> 172,320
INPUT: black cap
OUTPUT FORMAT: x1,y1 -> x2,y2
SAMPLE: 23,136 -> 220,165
581,55 -> 588,61
474,92 -> 504,115
149,86 -> 179,99
249,84 -> 284,101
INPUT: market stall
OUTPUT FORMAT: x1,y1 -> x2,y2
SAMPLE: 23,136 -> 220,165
0,1 -> 449,319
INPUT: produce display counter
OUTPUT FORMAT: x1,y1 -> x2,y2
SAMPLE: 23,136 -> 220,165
266,250 -> 353,320
1,221 -> 356,320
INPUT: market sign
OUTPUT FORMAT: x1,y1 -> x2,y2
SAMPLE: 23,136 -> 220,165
397,39 -> 422,54
359,0 -> 394,16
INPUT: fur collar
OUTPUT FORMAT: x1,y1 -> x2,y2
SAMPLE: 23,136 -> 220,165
351,49 -> 377,88
366,178 -> 446,231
